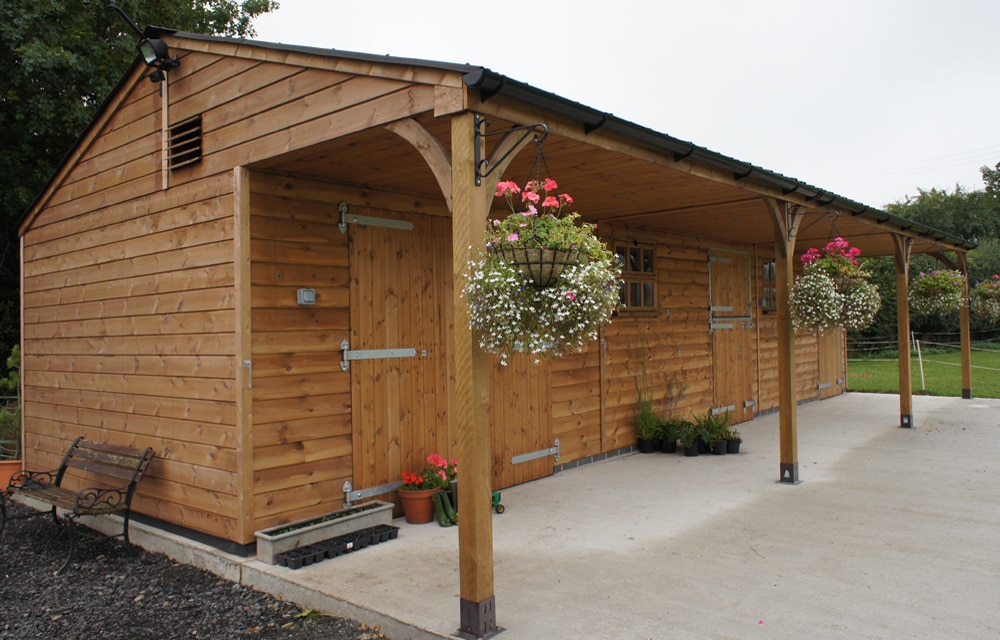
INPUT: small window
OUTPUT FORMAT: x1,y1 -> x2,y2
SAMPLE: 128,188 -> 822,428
615,242 -> 656,310
168,115 -> 202,170
761,260 -> 778,312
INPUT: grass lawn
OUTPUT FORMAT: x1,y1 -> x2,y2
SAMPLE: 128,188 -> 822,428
848,342 -> 1000,399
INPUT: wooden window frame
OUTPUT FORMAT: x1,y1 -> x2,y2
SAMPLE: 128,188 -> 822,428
614,241 -> 656,312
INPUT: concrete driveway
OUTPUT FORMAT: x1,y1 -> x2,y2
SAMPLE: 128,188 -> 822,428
133,392 -> 1000,639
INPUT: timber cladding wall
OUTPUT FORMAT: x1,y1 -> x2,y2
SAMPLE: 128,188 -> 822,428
248,175 -> 353,533
21,46 -> 448,543
20,68 -> 241,539
551,227 -> 837,463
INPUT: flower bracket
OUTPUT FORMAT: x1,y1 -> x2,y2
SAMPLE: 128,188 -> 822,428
474,114 -> 548,186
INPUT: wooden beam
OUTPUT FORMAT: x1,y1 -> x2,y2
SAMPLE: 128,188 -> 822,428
764,197 -> 801,484
234,166 -> 255,544
450,111 -> 498,638
957,252 -> 973,399
893,234 -> 914,428
385,119 -> 453,212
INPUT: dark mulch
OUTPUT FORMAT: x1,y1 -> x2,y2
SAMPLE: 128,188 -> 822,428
0,501 -> 387,640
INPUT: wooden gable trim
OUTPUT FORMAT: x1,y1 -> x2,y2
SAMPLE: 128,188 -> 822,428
169,36 -> 467,89
19,63 -> 153,235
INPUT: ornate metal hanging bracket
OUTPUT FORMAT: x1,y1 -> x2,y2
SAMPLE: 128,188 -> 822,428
474,113 -> 548,186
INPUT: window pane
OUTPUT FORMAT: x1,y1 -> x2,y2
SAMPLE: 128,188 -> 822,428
619,281 -> 627,306
616,246 -> 627,270
643,283 -> 654,306
629,247 -> 641,272
643,249 -> 654,273
630,282 -> 641,306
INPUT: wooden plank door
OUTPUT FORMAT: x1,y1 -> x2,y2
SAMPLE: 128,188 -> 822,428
349,207 -> 452,497
817,328 -> 846,399
489,354 -> 553,490
709,249 -> 757,424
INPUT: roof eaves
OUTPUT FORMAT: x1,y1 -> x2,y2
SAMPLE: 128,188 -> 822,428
463,69 -> 977,252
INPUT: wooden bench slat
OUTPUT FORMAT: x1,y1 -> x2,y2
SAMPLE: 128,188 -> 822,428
65,457 -> 138,480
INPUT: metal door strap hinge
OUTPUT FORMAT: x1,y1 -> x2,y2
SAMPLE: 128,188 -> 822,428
511,438 -> 560,465
340,339 -> 418,371
342,480 -> 403,508
338,202 -> 415,233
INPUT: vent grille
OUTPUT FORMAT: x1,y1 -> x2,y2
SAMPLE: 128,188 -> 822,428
168,115 -> 202,170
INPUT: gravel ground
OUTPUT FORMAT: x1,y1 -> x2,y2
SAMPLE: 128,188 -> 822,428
0,501 -> 387,640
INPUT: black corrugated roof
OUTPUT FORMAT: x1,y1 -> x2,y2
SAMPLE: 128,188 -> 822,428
25,28 -> 977,250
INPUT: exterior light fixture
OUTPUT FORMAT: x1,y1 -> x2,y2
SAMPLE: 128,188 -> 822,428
109,2 -> 180,82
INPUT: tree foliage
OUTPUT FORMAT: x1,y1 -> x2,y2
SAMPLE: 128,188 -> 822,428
0,0 -> 277,365
852,165 -> 1000,340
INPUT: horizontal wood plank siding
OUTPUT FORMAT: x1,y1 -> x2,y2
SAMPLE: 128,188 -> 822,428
249,174 -> 355,532
21,46 -> 444,543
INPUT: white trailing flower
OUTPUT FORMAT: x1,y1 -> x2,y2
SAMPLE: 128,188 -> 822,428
841,279 -> 881,330
970,275 -> 1000,324
790,237 -> 880,333
790,273 -> 843,332
909,269 -> 966,317
463,250 -> 621,365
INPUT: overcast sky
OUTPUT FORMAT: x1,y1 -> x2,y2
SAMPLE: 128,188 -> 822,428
253,0 -> 1000,210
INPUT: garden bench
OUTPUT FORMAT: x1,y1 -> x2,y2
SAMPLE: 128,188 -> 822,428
0,437 -> 154,573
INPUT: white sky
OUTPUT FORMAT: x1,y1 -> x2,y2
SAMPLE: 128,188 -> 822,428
253,0 -> 1000,210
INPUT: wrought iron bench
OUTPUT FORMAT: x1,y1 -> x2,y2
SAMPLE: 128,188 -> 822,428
0,437 -> 154,573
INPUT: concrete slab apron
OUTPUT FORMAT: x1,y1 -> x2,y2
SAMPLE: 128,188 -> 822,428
169,393 -> 1000,639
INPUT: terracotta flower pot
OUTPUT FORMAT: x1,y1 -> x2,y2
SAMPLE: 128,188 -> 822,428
0,459 -> 21,489
398,487 -> 438,524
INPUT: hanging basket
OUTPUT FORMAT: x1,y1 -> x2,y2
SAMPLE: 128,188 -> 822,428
495,247 -> 580,288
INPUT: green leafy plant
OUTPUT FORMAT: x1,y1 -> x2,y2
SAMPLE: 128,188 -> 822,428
910,269 -> 966,316
678,422 -> 700,450
660,418 -> 689,448
635,397 -> 661,440
691,409 -> 731,446
0,345 -> 20,460
462,178 -> 622,365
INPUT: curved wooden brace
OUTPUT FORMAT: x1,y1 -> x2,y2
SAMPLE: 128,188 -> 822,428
385,119 -> 454,212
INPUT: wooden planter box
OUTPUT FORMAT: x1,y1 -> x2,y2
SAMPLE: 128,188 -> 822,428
254,500 -> 393,565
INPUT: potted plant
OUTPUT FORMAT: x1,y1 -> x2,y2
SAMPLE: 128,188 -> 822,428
679,422 -> 700,457
790,237 -> 881,332
462,178 -> 622,365
909,269 -> 966,316
725,426 -> 743,454
970,275 -> 1000,324
0,346 -> 21,488
634,380 -> 661,453
398,453 -> 457,525
660,418 -> 685,454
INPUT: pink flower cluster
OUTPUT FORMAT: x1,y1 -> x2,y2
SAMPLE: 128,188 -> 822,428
800,237 -> 861,266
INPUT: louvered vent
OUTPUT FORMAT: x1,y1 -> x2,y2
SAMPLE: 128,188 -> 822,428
168,115 -> 202,170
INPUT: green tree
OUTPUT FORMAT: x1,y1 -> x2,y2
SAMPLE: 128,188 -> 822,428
852,165 -> 1000,342
0,0 -> 278,371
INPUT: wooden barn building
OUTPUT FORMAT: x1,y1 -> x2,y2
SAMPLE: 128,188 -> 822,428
19,26 -> 974,589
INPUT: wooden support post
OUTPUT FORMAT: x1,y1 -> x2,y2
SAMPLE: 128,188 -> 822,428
893,234 -> 914,428
450,111 -> 500,639
765,198 -> 801,484
958,252 -> 973,399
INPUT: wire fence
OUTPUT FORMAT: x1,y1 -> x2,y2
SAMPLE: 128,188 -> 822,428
848,328 -> 1000,360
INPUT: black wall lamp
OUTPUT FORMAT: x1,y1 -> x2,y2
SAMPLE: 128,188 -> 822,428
109,2 -> 180,82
